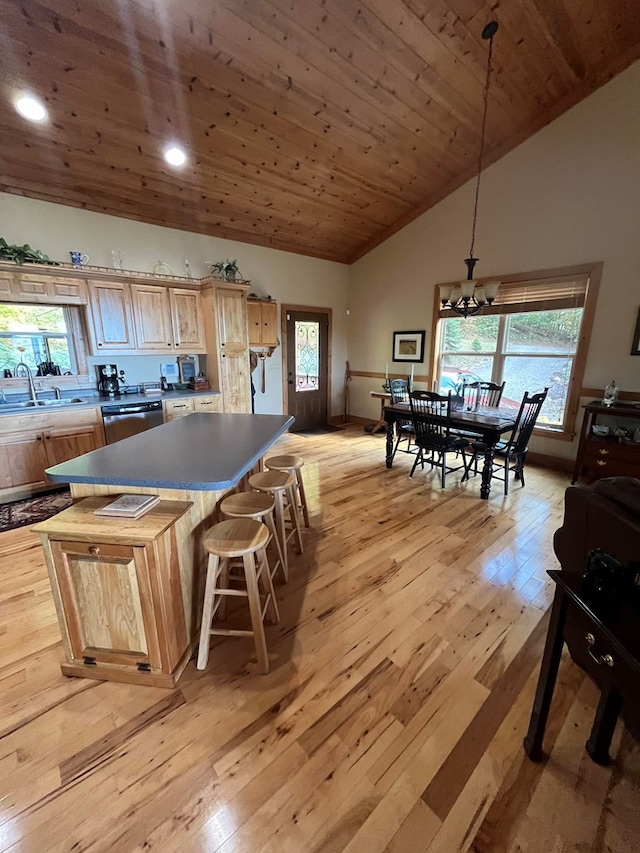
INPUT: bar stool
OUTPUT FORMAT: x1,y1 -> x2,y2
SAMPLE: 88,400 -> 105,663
219,491 -> 287,584
264,454 -> 310,528
248,470 -> 303,580
197,518 -> 279,674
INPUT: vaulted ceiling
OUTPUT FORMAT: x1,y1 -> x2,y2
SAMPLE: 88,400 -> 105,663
1,1 -> 639,263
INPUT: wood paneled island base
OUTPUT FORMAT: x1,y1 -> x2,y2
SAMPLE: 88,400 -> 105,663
40,413 -> 294,686
36,497 -> 195,688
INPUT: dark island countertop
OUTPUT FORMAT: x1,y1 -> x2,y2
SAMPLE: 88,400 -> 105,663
46,413 -> 294,491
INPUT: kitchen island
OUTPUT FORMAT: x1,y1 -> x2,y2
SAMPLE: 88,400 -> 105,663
36,413 -> 294,687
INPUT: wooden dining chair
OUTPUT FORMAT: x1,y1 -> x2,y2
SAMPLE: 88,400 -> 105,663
462,388 -> 549,495
408,391 -> 469,488
389,377 -> 416,460
461,380 -> 506,411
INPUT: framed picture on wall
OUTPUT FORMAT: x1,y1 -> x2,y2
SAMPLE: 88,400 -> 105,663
632,308 -> 640,355
392,330 -> 425,363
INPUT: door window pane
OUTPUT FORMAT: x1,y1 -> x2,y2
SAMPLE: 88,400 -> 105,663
295,321 -> 319,392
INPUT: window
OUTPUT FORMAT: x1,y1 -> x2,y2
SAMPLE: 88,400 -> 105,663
433,264 -> 601,437
294,320 -> 320,391
0,303 -> 76,374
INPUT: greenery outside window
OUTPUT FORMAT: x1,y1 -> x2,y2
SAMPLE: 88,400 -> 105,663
432,264 -> 601,439
0,303 -> 76,374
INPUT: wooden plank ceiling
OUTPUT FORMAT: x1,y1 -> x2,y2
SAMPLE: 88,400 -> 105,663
1,1 -> 639,264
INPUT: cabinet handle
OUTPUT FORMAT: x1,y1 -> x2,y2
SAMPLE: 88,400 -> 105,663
167,343 -> 172,347
97,342 -> 103,347
596,459 -> 607,467
89,546 -> 100,557
598,448 -> 609,456
36,435 -> 42,441
45,434 -> 51,440
586,633 -> 614,667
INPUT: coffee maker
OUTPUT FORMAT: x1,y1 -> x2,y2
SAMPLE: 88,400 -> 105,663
96,364 -> 120,397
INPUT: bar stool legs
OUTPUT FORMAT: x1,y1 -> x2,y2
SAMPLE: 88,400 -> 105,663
248,471 -> 303,580
198,518 -> 279,674
265,454 -> 310,528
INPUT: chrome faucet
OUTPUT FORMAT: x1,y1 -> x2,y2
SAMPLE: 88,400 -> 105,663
14,362 -> 37,402
53,386 -> 62,400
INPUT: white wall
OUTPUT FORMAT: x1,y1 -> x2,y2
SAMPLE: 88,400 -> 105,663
0,194 -> 349,416
349,60 -> 640,460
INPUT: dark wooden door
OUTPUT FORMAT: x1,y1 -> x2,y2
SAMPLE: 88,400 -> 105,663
285,309 -> 329,431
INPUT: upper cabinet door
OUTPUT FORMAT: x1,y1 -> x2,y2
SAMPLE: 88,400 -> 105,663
130,284 -> 174,351
216,286 -> 248,352
87,280 -> 136,352
169,288 -> 205,352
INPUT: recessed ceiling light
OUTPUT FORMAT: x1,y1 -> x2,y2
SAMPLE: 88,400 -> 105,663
15,95 -> 48,122
164,145 -> 187,167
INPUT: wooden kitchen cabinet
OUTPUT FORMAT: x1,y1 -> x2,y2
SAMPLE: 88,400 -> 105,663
87,280 -> 136,353
36,497 -> 193,688
163,394 -> 223,421
44,425 -> 104,467
201,281 -> 251,414
169,288 -> 205,351
130,284 -> 174,351
0,409 -> 105,501
0,430 -> 50,493
130,285 -> 205,353
572,401 -> 640,483
247,299 -> 278,347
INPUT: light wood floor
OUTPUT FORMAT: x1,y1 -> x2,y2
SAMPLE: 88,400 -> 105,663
1,427 -> 638,852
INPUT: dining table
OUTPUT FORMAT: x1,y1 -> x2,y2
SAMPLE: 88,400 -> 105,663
383,402 -> 518,499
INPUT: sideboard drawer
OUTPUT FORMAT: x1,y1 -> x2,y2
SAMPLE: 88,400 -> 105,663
582,439 -> 640,480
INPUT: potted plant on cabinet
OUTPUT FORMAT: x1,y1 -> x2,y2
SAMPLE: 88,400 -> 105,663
210,259 -> 241,281
0,238 -> 56,265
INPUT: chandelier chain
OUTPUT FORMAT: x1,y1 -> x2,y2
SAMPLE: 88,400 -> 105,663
468,32 -> 495,262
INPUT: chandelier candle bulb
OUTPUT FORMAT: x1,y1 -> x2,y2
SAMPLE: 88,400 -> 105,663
385,363 -> 389,380
485,281 -> 500,301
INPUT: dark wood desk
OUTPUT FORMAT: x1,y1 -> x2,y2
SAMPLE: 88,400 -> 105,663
524,570 -> 640,765
383,403 -> 516,499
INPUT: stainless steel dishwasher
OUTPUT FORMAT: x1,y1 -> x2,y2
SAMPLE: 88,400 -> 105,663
101,399 -> 164,444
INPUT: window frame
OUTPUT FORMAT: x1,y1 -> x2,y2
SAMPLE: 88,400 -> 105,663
430,262 -> 602,441
0,301 -> 90,384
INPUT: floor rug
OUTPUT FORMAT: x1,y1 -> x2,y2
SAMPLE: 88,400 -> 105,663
0,489 -> 72,533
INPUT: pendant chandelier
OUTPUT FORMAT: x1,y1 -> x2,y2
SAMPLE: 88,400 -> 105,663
441,21 -> 500,319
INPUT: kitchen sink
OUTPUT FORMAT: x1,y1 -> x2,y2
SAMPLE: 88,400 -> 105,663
0,398 -> 87,413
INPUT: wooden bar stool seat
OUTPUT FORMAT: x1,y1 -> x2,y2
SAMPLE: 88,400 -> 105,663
197,518 -> 279,674
219,491 -> 287,584
264,454 -> 310,528
248,470 -> 303,581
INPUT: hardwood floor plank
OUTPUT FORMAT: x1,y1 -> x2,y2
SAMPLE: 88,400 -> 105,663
0,427 -> 637,852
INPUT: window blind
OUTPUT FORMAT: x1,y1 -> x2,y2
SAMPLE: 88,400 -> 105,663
438,275 -> 588,318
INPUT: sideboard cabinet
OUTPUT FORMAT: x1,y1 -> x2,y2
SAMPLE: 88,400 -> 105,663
572,401 -> 640,483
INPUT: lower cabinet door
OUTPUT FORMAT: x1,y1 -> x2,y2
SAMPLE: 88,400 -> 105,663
44,426 -> 103,467
220,350 -> 251,413
0,431 -> 49,491
51,539 -> 162,670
